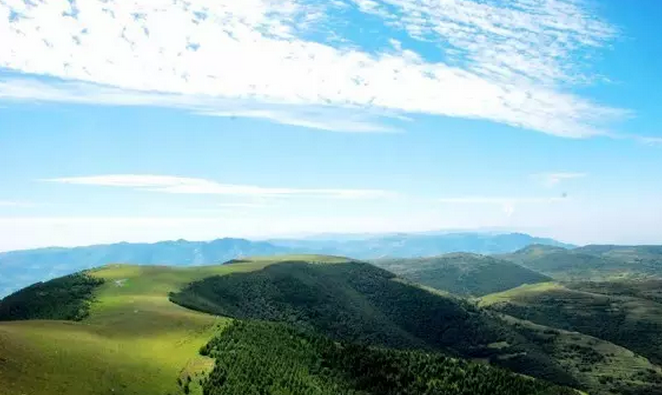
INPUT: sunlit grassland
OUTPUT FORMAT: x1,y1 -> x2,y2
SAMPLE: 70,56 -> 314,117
0,260 -> 279,395
478,282 -> 564,307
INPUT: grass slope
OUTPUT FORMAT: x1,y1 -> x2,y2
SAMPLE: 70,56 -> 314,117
481,281 -> 662,366
0,258 -> 290,395
500,245 -> 662,281
372,253 -> 551,297
200,319 -> 576,395
501,315 -> 662,395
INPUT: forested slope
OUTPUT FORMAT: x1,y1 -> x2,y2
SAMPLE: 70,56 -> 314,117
199,319 -> 576,395
373,253 -> 551,296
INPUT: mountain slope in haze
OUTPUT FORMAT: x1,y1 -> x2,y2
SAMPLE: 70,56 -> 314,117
372,253 -> 552,297
0,238 -> 290,298
0,232 -> 570,298
270,232 -> 573,259
499,244 -> 662,280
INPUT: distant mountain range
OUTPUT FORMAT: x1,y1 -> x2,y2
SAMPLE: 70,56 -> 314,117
269,232 -> 574,258
0,232 -> 572,297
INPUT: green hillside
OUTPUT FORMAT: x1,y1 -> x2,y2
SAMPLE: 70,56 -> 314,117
372,253 -> 551,296
500,315 -> 662,395
499,244 -> 662,281
199,319 -> 576,395
481,281 -> 662,366
0,260 -> 278,395
0,273 -> 104,321
170,258 -> 596,388
3,254 -> 662,395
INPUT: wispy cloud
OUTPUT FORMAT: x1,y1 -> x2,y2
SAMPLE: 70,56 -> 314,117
0,200 -> 34,207
216,202 -> 273,208
0,78 -> 396,133
0,0 -> 625,137
438,197 -> 565,204
532,172 -> 587,188
44,174 -> 392,199
637,136 -> 662,146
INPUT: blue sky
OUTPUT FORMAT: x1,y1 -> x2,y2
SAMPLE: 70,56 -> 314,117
0,0 -> 661,251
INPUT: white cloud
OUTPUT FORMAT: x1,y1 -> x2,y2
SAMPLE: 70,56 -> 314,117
0,0 -> 624,137
44,174 -> 392,199
532,172 -> 587,188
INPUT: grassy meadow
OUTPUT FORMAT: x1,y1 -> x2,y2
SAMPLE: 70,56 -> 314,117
0,258 -> 292,395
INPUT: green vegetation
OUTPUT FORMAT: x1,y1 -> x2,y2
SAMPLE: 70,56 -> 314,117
171,260 -> 580,388
0,261 -> 277,395
373,253 -> 551,297
481,281 -> 662,366
501,315 -> 662,395
571,279 -> 662,303
0,273 -> 104,321
200,319 -> 575,395
499,244 -> 662,280
171,260 -> 493,352
4,253 -> 662,395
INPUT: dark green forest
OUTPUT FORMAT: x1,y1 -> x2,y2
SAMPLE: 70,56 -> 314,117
198,320 -> 575,395
0,273 -> 104,321
170,260 -> 576,387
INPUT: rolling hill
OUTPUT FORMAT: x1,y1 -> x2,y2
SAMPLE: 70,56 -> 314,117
0,254 -> 579,395
170,256 -> 662,394
481,280 -> 662,366
0,260 -> 278,395
3,254 -> 662,395
371,253 -> 552,296
499,244 -> 662,280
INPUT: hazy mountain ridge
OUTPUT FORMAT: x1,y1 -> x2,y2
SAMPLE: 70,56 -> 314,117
0,232 -> 569,298
270,232 -> 574,258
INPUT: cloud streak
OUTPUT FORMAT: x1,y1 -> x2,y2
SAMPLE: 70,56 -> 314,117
532,172 -> 587,188
44,174 -> 392,199
0,200 -> 34,207
438,197 -> 565,204
0,0 -> 625,137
